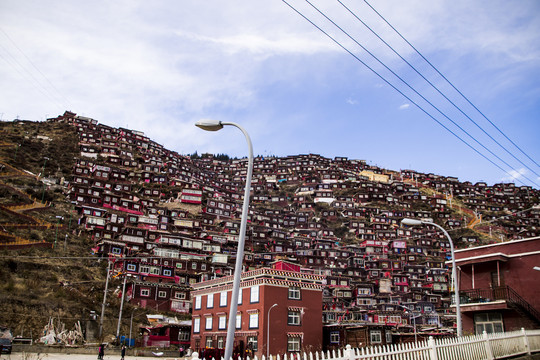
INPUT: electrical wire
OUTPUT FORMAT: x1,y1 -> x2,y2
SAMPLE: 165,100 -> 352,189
336,0 -> 540,179
0,29 -> 67,111
363,0 -> 540,171
300,0 -> 539,188
0,27 -> 73,110
281,0 -> 537,188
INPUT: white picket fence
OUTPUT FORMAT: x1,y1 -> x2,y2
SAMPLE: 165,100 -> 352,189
192,328 -> 540,360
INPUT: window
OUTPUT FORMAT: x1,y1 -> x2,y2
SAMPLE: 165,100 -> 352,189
126,264 -> 137,272
474,313 -> 504,334
250,285 -> 259,303
218,315 -> 227,330
249,313 -> 259,329
194,296 -> 201,310
205,316 -> 213,330
330,332 -> 339,344
179,330 -> 190,341
193,318 -> 200,333
163,269 -> 172,277
386,332 -> 392,344
176,263 -> 183,269
140,289 -> 150,297
206,336 -> 213,348
217,336 -> 225,349
158,291 -> 166,298
287,337 -> 301,352
207,294 -> 214,308
288,311 -> 301,325
220,291 -> 227,307
192,263 -> 197,270
175,292 -> 186,300
247,336 -> 258,351
236,314 -> 242,329
139,265 -> 150,274
238,288 -> 243,305
288,287 -> 301,300
370,330 -> 382,344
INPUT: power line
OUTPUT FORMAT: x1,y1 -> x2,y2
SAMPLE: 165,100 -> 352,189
282,0 -> 538,187
0,30 -> 67,111
363,0 -> 540,171
300,0 -> 539,188
335,0 -> 540,179
0,27 -> 73,109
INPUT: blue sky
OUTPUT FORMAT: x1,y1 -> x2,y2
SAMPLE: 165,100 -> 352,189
1,0 -> 539,187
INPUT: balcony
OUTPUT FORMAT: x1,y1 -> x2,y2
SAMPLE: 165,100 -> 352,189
459,286 -> 540,325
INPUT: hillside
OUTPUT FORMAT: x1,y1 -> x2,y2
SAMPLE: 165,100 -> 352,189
0,112 -> 538,344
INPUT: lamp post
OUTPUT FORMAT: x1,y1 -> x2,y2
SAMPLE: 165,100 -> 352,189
54,216 -> 63,249
401,218 -> 462,337
195,120 -> 254,360
267,304 -> 278,359
41,157 -> 49,178
394,304 -> 417,343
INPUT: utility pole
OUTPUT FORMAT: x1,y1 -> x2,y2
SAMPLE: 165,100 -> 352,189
99,260 -> 111,338
116,273 -> 128,341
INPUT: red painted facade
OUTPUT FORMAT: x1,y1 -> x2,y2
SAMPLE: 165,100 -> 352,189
454,236 -> 540,334
190,265 -> 324,357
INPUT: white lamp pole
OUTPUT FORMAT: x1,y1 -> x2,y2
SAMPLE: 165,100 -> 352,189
395,304 -> 417,343
401,218 -> 462,337
195,120 -> 254,360
267,304 -> 278,359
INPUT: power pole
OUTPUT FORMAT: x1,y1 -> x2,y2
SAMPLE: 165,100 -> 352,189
99,260 -> 111,338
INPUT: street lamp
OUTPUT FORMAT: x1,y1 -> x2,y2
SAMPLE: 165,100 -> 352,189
401,218 -> 462,337
195,120 -> 254,360
394,304 -> 417,343
54,216 -> 63,249
267,304 -> 278,359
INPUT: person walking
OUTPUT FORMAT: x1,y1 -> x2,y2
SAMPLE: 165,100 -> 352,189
98,344 -> 104,360
121,344 -> 126,360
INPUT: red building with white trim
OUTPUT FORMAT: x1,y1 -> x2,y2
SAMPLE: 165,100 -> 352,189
453,236 -> 540,334
190,262 -> 324,357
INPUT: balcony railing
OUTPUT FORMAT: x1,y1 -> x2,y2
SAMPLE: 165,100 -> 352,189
460,286 -> 540,324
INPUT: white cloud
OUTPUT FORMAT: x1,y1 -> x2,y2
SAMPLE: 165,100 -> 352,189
501,168 -> 528,183
399,103 -> 410,110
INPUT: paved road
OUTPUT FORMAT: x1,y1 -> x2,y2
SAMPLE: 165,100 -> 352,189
3,354 -> 183,360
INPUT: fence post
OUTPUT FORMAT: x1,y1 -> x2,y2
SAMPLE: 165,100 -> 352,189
428,336 -> 438,360
482,331 -> 494,360
344,344 -> 354,360
522,328 -> 531,355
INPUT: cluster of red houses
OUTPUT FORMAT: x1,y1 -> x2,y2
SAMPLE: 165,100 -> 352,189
46,111 -> 539,355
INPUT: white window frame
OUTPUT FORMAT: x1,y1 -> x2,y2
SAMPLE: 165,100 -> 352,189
288,311 -> 301,325
194,295 -> 201,310
220,291 -> 228,307
288,286 -> 301,300
205,316 -> 213,330
250,285 -> 259,303
370,330 -> 382,344
218,315 -> 227,330
249,313 -> 259,329
140,288 -> 150,297
207,293 -> 214,308
236,313 -> 242,329
287,337 -> 301,352
193,318 -> 200,333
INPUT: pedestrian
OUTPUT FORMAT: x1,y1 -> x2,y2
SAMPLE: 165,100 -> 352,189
121,344 -> 126,360
98,343 -> 104,360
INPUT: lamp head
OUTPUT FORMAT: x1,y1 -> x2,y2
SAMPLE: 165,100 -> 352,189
401,218 -> 423,226
195,119 -> 224,131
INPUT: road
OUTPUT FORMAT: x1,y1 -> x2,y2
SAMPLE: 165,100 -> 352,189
3,354 -> 184,360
